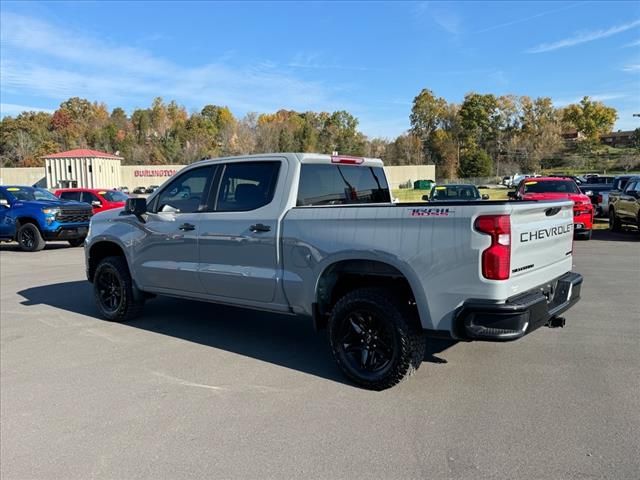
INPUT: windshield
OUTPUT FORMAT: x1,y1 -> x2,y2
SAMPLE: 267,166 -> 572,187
102,190 -> 129,202
523,180 -> 579,194
5,187 -> 59,201
430,185 -> 479,200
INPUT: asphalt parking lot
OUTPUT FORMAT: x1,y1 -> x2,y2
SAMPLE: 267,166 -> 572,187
1,229 -> 639,480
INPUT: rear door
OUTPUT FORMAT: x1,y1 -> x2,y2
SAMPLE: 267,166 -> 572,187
198,159 -> 284,303
509,201 -> 574,278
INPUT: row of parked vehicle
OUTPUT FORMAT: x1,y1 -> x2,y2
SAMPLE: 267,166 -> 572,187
0,186 -> 132,252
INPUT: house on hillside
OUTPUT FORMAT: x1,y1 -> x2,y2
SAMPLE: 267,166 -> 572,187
600,130 -> 636,148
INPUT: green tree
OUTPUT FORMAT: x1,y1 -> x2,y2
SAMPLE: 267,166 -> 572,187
410,89 -> 447,160
459,148 -> 493,177
459,93 -> 499,151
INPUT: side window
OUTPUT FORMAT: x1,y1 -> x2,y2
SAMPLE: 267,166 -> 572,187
297,164 -> 391,206
625,181 -> 637,193
216,162 -> 280,212
155,166 -> 214,214
60,191 -> 81,201
81,192 -> 100,204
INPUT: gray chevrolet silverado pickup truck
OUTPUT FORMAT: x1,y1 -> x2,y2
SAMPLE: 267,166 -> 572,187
85,153 -> 583,389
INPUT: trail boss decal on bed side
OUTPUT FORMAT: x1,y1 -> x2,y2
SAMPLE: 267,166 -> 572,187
520,223 -> 572,243
409,207 -> 453,217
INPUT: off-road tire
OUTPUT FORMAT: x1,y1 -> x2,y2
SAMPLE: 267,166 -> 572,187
328,287 -> 426,390
93,256 -> 144,322
17,223 -> 45,252
609,209 -> 622,232
68,238 -> 85,247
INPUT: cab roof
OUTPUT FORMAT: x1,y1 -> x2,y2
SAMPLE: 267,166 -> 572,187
198,152 -> 384,167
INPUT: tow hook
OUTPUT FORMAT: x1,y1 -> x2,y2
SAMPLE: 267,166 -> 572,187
547,317 -> 566,328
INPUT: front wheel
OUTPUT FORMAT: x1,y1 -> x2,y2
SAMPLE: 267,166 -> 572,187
609,209 -> 622,232
68,238 -> 85,247
328,287 -> 426,390
93,256 -> 144,322
17,223 -> 45,252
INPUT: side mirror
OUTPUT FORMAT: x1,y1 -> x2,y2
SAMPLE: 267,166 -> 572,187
91,200 -> 102,208
0,198 -> 9,207
482,194 -> 490,200
422,195 -> 430,202
124,197 -> 147,221
507,191 -> 517,200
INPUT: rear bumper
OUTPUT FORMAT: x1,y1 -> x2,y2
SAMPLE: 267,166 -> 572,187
42,225 -> 89,240
573,212 -> 593,231
457,272 -> 583,341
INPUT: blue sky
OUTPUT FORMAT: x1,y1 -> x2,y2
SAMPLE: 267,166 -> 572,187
1,1 -> 639,138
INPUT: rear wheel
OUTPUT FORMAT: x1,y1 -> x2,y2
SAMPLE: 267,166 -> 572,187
17,223 -> 45,252
609,209 -> 622,232
93,256 -> 144,322
328,287 -> 426,390
68,238 -> 85,247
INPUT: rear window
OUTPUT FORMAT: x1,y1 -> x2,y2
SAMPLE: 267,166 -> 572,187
430,185 -> 479,200
523,180 -> 579,194
102,190 -> 128,202
59,191 -> 81,201
297,164 -> 391,206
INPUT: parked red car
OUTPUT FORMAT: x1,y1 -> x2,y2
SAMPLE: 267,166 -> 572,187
513,177 -> 594,240
54,188 -> 129,214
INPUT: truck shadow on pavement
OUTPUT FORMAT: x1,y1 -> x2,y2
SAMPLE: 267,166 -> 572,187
0,242 -> 74,252
17,281 -> 456,386
589,228 -> 639,242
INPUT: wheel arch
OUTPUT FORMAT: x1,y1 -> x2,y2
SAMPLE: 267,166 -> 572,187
15,216 -> 41,229
313,256 -> 430,330
87,240 -> 129,282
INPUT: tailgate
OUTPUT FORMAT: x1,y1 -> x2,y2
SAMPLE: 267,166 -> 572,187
510,201 -> 574,277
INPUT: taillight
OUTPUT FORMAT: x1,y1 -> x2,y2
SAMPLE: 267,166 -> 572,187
331,155 -> 364,165
474,215 -> 511,280
596,194 -> 603,204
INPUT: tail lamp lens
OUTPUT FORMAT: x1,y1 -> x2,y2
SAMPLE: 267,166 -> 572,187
474,215 -> 511,280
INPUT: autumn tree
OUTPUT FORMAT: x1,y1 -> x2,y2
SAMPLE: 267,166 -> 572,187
562,96 -> 617,142
410,89 -> 447,160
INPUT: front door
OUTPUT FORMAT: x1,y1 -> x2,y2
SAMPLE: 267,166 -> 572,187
619,181 -> 638,221
133,165 -> 216,293
198,160 -> 283,303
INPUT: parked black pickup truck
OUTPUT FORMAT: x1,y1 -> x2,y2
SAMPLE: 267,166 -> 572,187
608,176 -> 640,232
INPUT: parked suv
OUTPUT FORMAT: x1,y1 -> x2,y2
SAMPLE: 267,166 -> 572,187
0,186 -> 92,251
54,188 -> 129,214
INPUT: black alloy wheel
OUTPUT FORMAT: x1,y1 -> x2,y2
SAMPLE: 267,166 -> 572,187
17,223 -> 45,252
96,267 -> 123,314
337,309 -> 395,375
329,288 -> 426,390
93,256 -> 145,322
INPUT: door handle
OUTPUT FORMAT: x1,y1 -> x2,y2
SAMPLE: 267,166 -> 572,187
250,223 -> 271,232
179,223 -> 196,231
